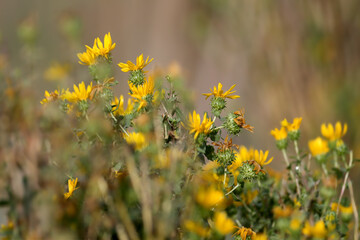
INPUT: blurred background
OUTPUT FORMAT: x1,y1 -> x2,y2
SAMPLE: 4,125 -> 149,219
1,0 -> 359,170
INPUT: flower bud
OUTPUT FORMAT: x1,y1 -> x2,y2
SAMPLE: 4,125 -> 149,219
210,97 -> 226,117
129,69 -> 145,86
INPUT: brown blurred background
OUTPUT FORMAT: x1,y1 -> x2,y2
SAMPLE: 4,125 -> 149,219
1,0 -> 359,168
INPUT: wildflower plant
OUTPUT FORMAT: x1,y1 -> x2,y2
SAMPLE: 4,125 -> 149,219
0,31 -> 358,240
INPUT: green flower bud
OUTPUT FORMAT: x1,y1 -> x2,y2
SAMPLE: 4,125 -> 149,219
276,138 -> 288,150
216,149 -> 235,166
315,154 -> 327,164
78,100 -> 89,116
129,70 -> 145,86
223,113 -> 241,135
210,97 -> 226,117
288,130 -> 300,141
89,61 -> 112,82
320,187 -> 335,199
336,140 -> 348,156
237,163 -> 257,182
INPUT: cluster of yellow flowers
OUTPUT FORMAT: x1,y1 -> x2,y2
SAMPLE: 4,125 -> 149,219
308,122 -> 347,160
35,32 -> 358,240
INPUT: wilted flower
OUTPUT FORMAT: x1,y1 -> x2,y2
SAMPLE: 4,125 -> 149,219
233,226 -> 256,240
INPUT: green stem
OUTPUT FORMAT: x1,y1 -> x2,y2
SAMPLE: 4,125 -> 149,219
321,163 -> 329,177
337,151 -> 353,214
282,149 -> 301,197
333,151 -> 339,168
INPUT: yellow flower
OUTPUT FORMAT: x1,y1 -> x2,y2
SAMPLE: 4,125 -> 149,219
233,226 -> 256,239
40,89 -> 69,104
1,221 -> 14,231
196,187 -> 224,209
239,190 -> 259,205
281,117 -> 302,132
118,54 -> 153,72
186,111 -> 214,139
44,62 -> 70,81
213,211 -> 235,235
124,132 -> 147,151
77,48 -> 97,65
63,81 -> 93,102
254,149 -> 273,166
312,220 -> 328,239
129,77 -> 156,110
339,205 -> 353,215
253,233 -> 268,240
308,137 -> 329,157
228,146 -> 254,182
321,122 -> 347,141
112,95 -> 134,116
302,220 -> 328,239
272,205 -> 293,218
184,220 -> 210,237
270,127 -> 287,140
91,32 -> 116,58
202,83 -> 240,100
290,218 -> 301,231
64,178 -> 79,199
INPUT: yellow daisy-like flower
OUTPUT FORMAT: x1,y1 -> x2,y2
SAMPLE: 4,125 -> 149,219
118,54 -> 153,72
308,137 -> 329,157
270,127 -> 287,140
77,47 -> 97,65
228,146 -> 254,182
321,122 -> 347,141
281,117 -> 302,132
202,83 -> 240,100
254,149 -> 273,166
272,205 -> 293,219
239,190 -> 259,205
233,227 -> 256,240
40,89 -> 69,104
184,220 -> 210,237
112,95 -> 134,116
196,187 -> 224,209
40,90 -> 60,104
64,178 -> 79,199
124,132 -> 147,151
253,233 -> 268,240
213,211 -> 235,235
63,81 -> 93,102
128,77 -> 156,110
290,218 -> 301,231
91,32 -> 116,58
186,111 -> 214,140
302,220 -> 327,239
